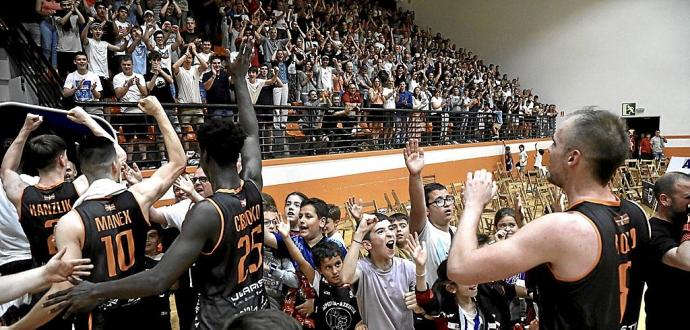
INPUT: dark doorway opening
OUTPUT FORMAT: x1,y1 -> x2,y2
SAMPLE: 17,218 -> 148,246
624,116 -> 660,136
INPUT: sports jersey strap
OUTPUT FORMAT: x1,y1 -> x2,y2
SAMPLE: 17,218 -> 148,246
201,198 -> 226,256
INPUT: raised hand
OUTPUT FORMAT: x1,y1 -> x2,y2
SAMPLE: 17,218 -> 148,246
66,107 -> 91,125
137,96 -> 164,115
22,113 -> 43,132
227,38 -> 253,77
463,170 -> 497,209
346,196 -> 363,221
404,139 -> 424,176
43,248 -> 93,284
276,213 -> 291,238
355,213 -> 378,236
174,174 -> 194,195
406,232 -> 427,268
121,162 -> 143,185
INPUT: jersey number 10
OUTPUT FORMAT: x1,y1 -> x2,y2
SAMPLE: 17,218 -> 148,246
101,229 -> 136,278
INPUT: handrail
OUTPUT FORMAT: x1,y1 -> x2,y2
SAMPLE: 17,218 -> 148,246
0,17 -> 63,108
72,100 -> 556,166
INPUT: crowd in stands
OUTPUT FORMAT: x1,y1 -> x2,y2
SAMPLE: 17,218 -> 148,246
24,0 -> 559,159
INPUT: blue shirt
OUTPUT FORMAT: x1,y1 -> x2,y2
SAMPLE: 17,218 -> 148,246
274,233 -> 347,268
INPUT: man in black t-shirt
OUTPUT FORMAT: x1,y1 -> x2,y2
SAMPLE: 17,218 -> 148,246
642,172 -> 690,329
202,55 -> 234,117
144,51 -> 180,133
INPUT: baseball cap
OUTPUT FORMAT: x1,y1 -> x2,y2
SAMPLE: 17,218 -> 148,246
90,22 -> 102,30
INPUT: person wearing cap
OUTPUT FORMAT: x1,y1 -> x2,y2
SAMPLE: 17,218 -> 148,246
141,9 -> 161,44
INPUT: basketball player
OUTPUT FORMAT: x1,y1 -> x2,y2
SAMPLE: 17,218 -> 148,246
10,97 -> 186,329
0,111 -> 108,266
1,109 -> 117,329
447,110 -> 649,329
45,40 -> 268,329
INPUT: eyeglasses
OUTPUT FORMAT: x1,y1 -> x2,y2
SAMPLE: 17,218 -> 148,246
191,176 -> 209,184
428,196 -> 455,208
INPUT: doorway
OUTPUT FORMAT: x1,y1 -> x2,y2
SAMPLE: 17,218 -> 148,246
624,116 -> 660,136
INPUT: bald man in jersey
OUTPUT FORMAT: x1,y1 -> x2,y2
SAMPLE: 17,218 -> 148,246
447,109 -> 650,329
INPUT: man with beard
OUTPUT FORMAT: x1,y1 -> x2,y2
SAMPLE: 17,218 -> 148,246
447,109 -> 649,329
642,172 -> 690,329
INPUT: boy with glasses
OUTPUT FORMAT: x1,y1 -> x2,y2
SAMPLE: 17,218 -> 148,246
404,139 -> 456,285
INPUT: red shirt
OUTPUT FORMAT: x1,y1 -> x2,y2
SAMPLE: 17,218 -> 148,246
640,137 -> 652,153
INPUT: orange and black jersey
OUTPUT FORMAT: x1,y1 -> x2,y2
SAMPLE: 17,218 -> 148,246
19,182 -> 78,265
74,191 -> 150,330
76,190 -> 149,283
531,199 -> 649,330
192,180 -> 268,329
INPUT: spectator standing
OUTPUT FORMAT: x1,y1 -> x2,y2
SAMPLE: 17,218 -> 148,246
160,0 -> 182,26
173,43 -> 208,127
395,82 -> 413,146
62,52 -> 103,115
256,23 -> 291,65
202,55 -> 234,117
271,50 -> 293,157
81,19 -> 126,98
127,26 -> 148,75
144,51 -> 178,132
180,16 -> 203,49
144,29 -> 182,73
342,213 -> 416,330
642,172 -> 690,329
639,133 -> 653,160
112,56 -> 148,161
55,0 -> 85,76
651,130 -> 668,161
262,207 -> 300,310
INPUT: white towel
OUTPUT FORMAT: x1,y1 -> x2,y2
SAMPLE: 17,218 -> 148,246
73,178 -> 128,208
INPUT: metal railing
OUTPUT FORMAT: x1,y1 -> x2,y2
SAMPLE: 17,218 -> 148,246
75,101 -> 556,167
0,17 -> 63,109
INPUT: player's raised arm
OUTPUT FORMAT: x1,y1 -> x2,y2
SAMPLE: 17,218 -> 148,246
230,38 -> 263,190
1,114 -> 42,208
129,96 -> 187,211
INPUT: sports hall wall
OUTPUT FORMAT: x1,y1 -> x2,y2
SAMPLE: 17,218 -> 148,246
398,0 -> 690,135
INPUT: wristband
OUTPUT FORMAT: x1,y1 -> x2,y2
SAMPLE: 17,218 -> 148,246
415,271 -> 426,277
351,239 -> 362,245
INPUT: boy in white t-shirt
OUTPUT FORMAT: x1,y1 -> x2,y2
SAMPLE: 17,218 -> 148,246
405,139 -> 455,285
81,19 -> 126,97
62,52 -> 103,115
